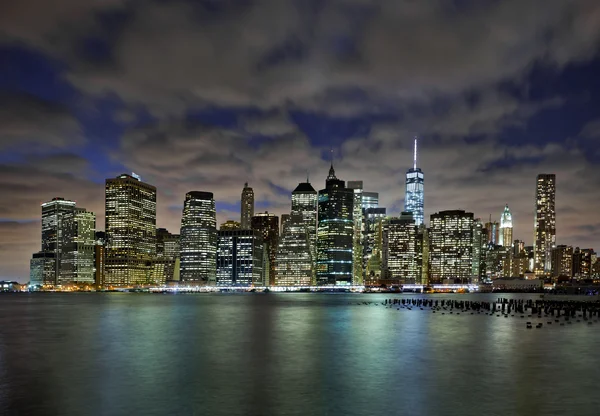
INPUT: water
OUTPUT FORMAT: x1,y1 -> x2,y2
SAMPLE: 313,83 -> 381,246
1,292 -> 599,416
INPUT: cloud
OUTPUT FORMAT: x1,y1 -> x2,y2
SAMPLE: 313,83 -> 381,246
0,93 -> 83,150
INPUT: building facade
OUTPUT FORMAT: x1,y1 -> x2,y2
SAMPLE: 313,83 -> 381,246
534,174 -> 556,276
275,214 -> 313,286
316,165 -> 354,285
551,245 -> 573,278
105,174 -> 157,286
429,210 -> 474,283
251,212 -> 279,285
382,213 -> 418,282
29,252 -> 56,286
179,191 -> 217,284
217,229 -> 264,286
241,183 -> 254,229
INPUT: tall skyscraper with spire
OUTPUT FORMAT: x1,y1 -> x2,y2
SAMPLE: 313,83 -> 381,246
241,183 -> 254,229
317,163 -> 354,285
499,204 -> 513,247
404,137 -> 424,226
534,174 -> 556,275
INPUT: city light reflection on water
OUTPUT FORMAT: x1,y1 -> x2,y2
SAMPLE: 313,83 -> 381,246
1,292 -> 599,415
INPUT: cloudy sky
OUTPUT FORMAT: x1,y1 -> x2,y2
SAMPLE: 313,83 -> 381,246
1,0 -> 600,281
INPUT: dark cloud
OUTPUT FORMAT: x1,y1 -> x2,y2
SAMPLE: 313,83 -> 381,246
0,93 -> 83,150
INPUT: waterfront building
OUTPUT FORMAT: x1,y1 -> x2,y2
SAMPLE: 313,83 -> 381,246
154,228 -> 180,283
347,181 -> 365,284
241,183 -> 254,229
472,219 -> 485,283
534,174 -> 556,276
217,229 -> 264,286
404,137 -> 424,226
499,205 -> 513,247
572,248 -> 594,280
316,164 -> 354,285
275,214 -> 313,286
179,191 -> 217,284
429,210 -> 474,283
251,212 -> 279,285
291,180 -> 318,265
363,207 -> 386,279
551,245 -> 573,278
72,208 -> 96,284
29,252 -> 56,286
105,173 -> 157,286
382,212 -> 418,282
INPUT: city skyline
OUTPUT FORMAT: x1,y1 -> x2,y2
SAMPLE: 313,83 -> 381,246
3,2 -> 600,281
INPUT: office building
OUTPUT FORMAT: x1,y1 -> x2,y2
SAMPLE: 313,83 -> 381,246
347,181 -> 365,284
180,191 -> 217,284
499,204 -> 513,247
291,180 -> 318,267
429,210 -> 474,283
551,245 -> 573,278
404,137 -> 425,226
217,229 -> 265,286
220,220 -> 241,230
241,183 -> 254,229
94,232 -> 106,287
251,212 -> 279,285
29,252 -> 56,286
573,248 -> 593,279
472,219 -> 485,282
382,212 -> 419,282
534,174 -> 556,275
105,173 -> 157,286
317,164 -> 354,285
275,214 -> 313,286
154,228 -> 180,283
363,207 -> 386,279
484,217 -> 500,246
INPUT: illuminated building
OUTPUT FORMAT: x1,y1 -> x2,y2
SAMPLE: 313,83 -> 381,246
363,207 -> 386,280
472,219 -> 485,282
220,220 -> 241,230
551,245 -> 573,278
498,205 -> 513,247
36,197 -> 95,285
217,229 -> 264,286
280,213 -> 291,235
180,191 -> 217,285
316,164 -> 354,285
291,180 -> 318,269
362,192 -> 379,209
429,210 -> 474,283
484,217 -> 500,245
347,181 -> 365,284
29,252 -> 56,286
94,232 -> 106,287
105,173 -> 156,286
275,213 -> 313,286
241,183 -> 254,229
382,212 -> 418,282
534,174 -> 556,275
404,137 -> 424,226
573,248 -> 594,279
251,212 -> 279,285
153,228 -> 180,284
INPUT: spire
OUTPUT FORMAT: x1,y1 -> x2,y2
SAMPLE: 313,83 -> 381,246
327,148 -> 337,180
413,136 -> 418,170
306,170 -> 310,183
244,182 -> 248,188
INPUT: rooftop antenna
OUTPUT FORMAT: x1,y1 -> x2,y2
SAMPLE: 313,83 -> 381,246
306,170 -> 310,183
413,136 -> 418,170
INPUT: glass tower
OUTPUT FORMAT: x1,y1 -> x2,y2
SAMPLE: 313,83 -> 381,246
217,229 -> 264,286
251,212 -> 279,286
534,174 -> 556,276
105,174 -> 157,286
404,137 -> 424,226
316,164 -> 354,285
179,191 -> 217,284
499,204 -> 513,247
275,213 -> 313,286
429,210 -> 474,283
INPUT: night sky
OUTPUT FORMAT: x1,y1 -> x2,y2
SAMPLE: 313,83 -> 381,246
1,1 -> 600,281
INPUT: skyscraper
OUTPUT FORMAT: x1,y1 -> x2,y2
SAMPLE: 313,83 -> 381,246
34,197 -> 95,285
153,228 -> 180,283
484,217 -> 500,246
534,174 -> 556,275
472,218 -> 485,282
29,252 -> 56,286
382,212 -> 418,282
404,137 -> 424,226
251,212 -> 279,285
551,245 -> 573,278
317,164 -> 354,285
241,183 -> 254,229
180,191 -> 217,284
275,213 -> 313,286
217,229 -> 264,286
499,204 -> 513,247
105,174 -> 157,286
429,210 -> 474,283
347,181 -> 365,284
291,180 -> 318,265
